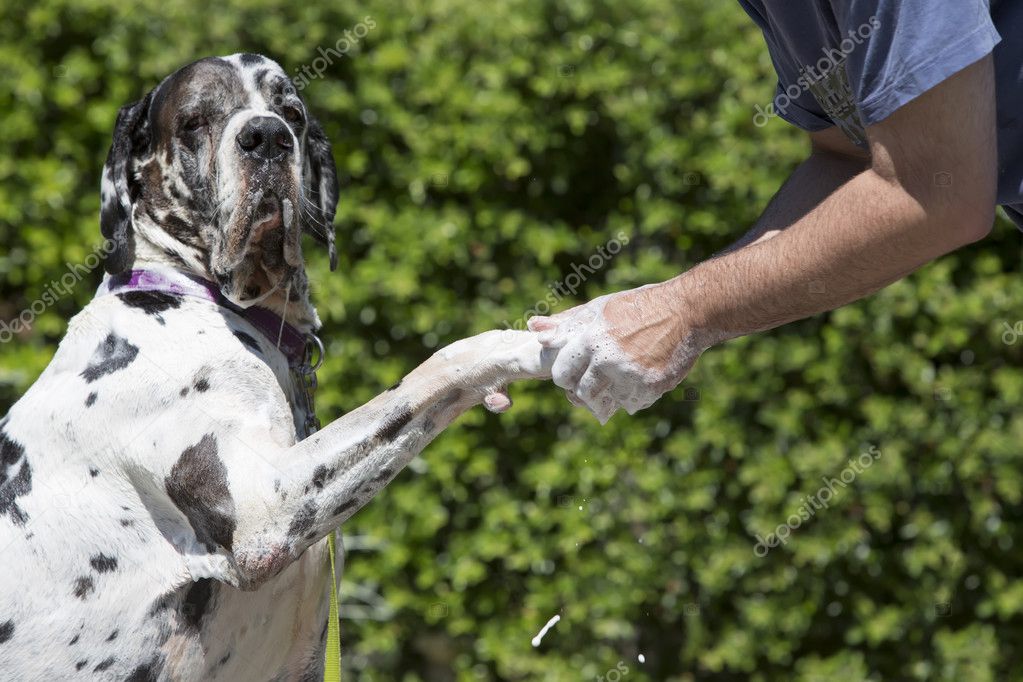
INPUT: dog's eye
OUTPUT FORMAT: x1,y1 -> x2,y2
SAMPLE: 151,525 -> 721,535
182,115 -> 206,132
281,106 -> 304,124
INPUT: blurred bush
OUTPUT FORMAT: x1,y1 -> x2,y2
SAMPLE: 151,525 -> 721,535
2,0 -> 1022,679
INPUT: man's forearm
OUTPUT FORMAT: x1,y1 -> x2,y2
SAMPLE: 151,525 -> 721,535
668,165 -> 989,348
717,146 -> 868,255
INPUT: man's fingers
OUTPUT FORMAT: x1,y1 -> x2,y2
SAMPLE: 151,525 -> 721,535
565,390 -> 587,408
576,365 -> 611,405
527,315 -> 565,347
589,391 -> 620,425
526,316 -> 558,332
550,341 -> 589,392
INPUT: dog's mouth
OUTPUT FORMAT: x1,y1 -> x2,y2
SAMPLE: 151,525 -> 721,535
217,185 -> 303,307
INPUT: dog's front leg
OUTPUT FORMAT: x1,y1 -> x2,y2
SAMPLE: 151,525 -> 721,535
227,330 -> 551,587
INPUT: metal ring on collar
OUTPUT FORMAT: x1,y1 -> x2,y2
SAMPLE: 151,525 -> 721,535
302,333 -> 325,374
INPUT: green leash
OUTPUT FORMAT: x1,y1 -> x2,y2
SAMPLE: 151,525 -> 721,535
324,530 -> 341,682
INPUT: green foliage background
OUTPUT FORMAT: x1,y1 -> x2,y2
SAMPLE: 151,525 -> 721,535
2,0 -> 1022,679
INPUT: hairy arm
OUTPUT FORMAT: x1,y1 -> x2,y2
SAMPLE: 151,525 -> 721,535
716,127 -> 870,255
530,56 -> 997,419
672,56 -> 996,346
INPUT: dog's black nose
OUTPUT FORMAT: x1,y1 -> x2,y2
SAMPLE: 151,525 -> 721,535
236,116 -> 294,159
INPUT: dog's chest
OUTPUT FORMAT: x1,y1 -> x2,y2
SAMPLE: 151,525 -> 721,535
155,541 -> 334,681
0,295 -> 338,680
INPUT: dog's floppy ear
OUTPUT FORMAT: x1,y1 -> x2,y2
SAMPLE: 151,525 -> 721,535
99,92 -> 153,275
302,114 -> 340,271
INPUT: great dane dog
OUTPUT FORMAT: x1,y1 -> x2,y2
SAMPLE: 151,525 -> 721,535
0,53 -> 551,680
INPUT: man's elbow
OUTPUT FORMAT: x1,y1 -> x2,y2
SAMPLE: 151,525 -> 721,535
918,177 -> 997,250
949,208 -> 990,248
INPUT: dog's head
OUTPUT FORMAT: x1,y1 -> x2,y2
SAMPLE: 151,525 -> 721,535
100,53 -> 338,322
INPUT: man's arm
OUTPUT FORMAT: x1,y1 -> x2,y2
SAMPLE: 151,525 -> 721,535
671,55 -> 995,345
529,56 -> 997,420
717,128 -> 870,255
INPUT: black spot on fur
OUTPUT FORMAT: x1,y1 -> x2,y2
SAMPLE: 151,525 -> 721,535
165,434 -> 236,551
89,467 -> 100,477
239,52 -> 264,65
85,392 -> 97,407
311,464 -> 336,491
0,619 -> 12,643
181,578 -> 214,629
73,576 -> 94,598
126,657 -> 163,682
386,379 -> 402,391
179,387 -> 189,397
69,634 -> 79,646
94,657 -> 114,672
218,652 -> 231,666
76,660 -> 88,671
117,290 -> 182,323
233,330 -> 262,353
106,629 -> 118,641
371,467 -> 395,484
192,366 -> 212,393
147,593 -> 173,616
81,333 -> 139,383
287,500 -> 318,538
0,428 -> 31,525
120,518 -> 134,527
375,405 -> 414,442
331,500 -> 359,517
90,553 -> 118,573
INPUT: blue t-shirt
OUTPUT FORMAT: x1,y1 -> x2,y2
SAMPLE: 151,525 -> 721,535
739,0 -> 1023,227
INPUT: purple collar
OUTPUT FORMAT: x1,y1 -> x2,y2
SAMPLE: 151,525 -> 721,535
102,269 -> 314,369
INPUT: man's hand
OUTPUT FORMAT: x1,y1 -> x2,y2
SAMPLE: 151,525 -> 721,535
527,283 -> 703,422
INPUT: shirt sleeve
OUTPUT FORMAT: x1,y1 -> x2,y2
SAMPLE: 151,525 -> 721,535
834,0 -> 1000,127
